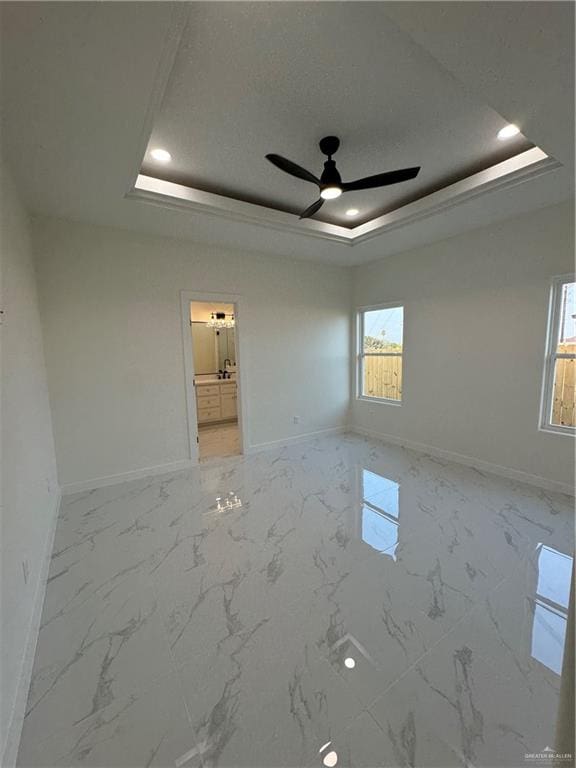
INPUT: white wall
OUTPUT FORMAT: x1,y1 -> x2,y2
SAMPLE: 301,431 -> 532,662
351,201 -> 575,490
0,159 -> 59,765
32,217 -> 351,488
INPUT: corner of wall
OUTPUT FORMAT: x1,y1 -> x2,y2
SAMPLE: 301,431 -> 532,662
1,489 -> 61,768
0,152 -> 60,765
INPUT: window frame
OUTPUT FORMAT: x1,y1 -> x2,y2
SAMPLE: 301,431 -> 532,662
356,301 -> 404,406
539,274 -> 576,436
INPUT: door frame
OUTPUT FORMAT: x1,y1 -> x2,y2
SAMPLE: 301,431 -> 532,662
180,290 -> 248,464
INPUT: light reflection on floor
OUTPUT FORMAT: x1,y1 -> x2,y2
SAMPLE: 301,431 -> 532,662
531,544 -> 573,674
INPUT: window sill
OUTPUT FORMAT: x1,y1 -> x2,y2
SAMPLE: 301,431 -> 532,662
357,396 -> 402,407
538,423 -> 575,437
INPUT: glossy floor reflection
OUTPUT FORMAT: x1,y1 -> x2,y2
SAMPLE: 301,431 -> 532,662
17,433 -> 574,767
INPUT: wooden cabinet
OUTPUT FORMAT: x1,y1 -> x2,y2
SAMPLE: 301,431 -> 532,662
197,384 -> 220,397
197,405 -> 221,423
195,380 -> 238,424
198,395 -> 220,409
221,393 -> 237,419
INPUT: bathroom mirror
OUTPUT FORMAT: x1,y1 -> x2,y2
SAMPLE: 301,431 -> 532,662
217,328 -> 236,370
191,324 -> 236,374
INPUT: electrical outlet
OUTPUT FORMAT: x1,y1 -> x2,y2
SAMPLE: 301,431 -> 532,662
293,416 -> 300,424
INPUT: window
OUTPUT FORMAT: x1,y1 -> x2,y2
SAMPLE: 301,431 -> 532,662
541,276 -> 575,433
357,304 -> 403,402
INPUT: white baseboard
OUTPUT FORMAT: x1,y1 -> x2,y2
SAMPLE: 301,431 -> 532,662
62,430 -> 348,494
2,489 -> 61,768
247,426 -> 346,454
61,459 -> 194,495
350,425 -> 575,497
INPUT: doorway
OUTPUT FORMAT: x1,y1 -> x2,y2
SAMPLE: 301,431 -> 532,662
186,298 -> 243,462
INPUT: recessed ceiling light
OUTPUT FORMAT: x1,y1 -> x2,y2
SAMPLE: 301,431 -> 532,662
497,124 -> 520,140
323,751 -> 338,767
150,148 -> 172,163
344,656 -> 356,669
346,208 -> 359,217
320,186 -> 342,200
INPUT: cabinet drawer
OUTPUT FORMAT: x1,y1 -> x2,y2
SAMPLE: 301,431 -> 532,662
197,406 -> 221,423
220,382 -> 236,393
196,394 -> 220,409
195,384 -> 220,397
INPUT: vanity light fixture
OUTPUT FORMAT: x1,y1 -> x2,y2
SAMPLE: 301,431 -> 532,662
497,124 -> 520,140
150,148 -> 172,163
206,312 -> 235,330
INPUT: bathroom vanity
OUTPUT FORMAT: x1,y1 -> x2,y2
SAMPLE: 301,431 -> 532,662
195,379 -> 237,424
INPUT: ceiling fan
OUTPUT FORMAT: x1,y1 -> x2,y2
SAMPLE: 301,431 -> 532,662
266,136 -> 421,219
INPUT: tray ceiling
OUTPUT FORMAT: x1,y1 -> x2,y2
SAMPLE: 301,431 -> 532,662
141,3 -> 534,229
0,2 -> 572,265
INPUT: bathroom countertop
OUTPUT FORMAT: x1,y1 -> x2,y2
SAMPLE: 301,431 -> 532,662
194,377 -> 236,386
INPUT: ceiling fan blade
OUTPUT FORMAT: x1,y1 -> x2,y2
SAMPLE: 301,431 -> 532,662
266,154 -> 320,185
342,166 -> 420,192
299,198 -> 324,219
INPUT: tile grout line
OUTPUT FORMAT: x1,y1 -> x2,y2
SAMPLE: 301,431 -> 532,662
359,567 -> 516,718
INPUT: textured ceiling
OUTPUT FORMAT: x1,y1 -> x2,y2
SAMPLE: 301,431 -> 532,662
142,3 -> 531,226
0,2 -> 573,266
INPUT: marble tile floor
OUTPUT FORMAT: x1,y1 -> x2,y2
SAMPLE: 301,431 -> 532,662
198,422 -> 241,461
17,433 -> 575,768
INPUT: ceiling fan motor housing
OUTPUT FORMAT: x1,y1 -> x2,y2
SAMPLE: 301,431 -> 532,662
320,159 -> 342,186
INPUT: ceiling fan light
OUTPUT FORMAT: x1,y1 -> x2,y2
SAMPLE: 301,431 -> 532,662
320,186 -> 342,200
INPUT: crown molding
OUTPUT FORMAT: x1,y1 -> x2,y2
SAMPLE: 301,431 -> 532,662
127,147 -> 561,247
350,147 -> 560,245
127,175 -> 353,244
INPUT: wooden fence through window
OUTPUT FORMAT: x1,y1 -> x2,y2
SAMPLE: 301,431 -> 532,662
553,343 -> 576,427
363,355 -> 402,401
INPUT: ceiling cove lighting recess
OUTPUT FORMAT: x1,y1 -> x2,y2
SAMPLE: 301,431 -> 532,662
346,208 -> 359,217
150,148 -> 172,163
497,124 -> 520,140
